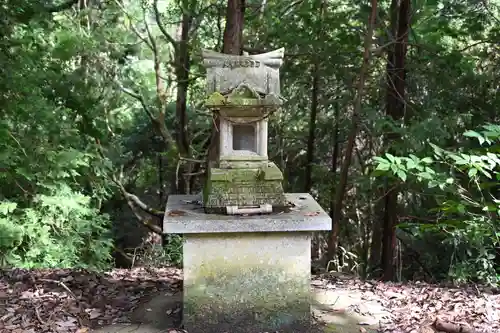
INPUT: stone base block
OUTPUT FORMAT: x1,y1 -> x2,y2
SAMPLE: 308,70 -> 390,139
203,162 -> 287,214
183,232 -> 311,333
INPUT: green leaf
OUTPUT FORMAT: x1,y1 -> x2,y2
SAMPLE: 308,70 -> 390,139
385,153 -> 396,163
376,163 -> 390,171
421,157 -> 433,164
482,205 -> 496,212
397,169 -> 407,182
464,130 -> 485,145
430,143 -> 444,157
406,159 -> 418,170
428,180 -> 439,188
373,156 -> 389,164
457,204 -> 466,214
468,168 -> 478,177
479,168 -> 492,179
417,172 -> 434,180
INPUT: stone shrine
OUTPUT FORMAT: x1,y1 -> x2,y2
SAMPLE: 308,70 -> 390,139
163,48 -> 331,333
202,48 -> 287,214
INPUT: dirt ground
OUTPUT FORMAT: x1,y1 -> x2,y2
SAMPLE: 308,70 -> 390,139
1,268 -> 498,333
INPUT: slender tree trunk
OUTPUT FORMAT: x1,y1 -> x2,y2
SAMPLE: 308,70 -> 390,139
304,64 -> 319,193
368,201 -> 384,276
326,0 -> 378,262
323,102 -> 340,262
304,0 -> 326,194
381,0 -> 410,281
329,101 -> 340,218
174,10 -> 192,194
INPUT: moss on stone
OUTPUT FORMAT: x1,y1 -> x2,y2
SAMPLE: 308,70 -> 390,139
185,261 -> 309,310
184,262 -> 311,332
183,303 -> 310,333
203,162 -> 287,212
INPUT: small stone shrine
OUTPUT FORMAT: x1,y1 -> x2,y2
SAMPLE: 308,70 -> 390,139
202,48 -> 287,214
164,48 -> 331,333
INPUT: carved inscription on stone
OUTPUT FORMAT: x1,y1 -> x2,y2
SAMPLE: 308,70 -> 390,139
206,182 -> 285,208
204,58 -> 261,69
202,48 -> 285,96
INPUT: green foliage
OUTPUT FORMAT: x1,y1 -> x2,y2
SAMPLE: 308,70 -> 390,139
0,185 -> 113,270
0,0 -> 499,283
0,1 -> 125,269
372,125 -> 500,284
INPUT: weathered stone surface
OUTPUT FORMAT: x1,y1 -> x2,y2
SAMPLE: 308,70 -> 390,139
182,232 -> 311,333
164,193 -> 331,234
203,163 -> 287,212
201,48 -> 287,213
205,84 -> 282,108
202,48 -> 284,97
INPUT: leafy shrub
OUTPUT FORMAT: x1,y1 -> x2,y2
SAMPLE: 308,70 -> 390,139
372,124 -> 500,285
0,185 -> 113,270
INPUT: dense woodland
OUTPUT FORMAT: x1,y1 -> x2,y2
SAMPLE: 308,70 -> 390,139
0,0 -> 498,285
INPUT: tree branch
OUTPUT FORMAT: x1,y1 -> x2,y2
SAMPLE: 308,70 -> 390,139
189,4 -> 219,36
124,191 -> 165,218
91,138 -> 164,235
142,3 -> 158,53
118,85 -> 156,122
47,0 -> 79,13
111,175 -> 163,234
280,0 -> 304,16
112,0 -> 155,51
153,0 -> 179,49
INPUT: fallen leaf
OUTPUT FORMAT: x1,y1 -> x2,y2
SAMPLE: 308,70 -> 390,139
76,328 -> 90,333
304,211 -> 320,216
167,210 -> 186,216
87,308 -> 102,319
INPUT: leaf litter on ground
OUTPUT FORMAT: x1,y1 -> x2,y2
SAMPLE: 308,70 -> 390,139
0,268 -> 498,333
0,267 -> 181,333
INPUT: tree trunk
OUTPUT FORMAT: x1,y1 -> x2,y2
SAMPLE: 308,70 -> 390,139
207,0 -> 246,168
381,0 -> 410,281
329,102 -> 340,219
326,0 -> 378,262
321,101 -> 339,262
174,10 -> 192,194
306,1 -> 326,261
304,0 -> 326,194
368,200 -> 383,277
304,63 -> 319,193
222,0 -> 246,55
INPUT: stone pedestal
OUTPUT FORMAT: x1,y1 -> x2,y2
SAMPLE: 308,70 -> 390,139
164,193 -> 331,333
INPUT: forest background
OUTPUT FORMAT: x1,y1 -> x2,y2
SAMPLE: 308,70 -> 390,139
0,0 -> 499,285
